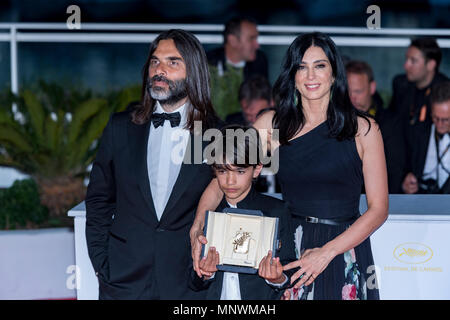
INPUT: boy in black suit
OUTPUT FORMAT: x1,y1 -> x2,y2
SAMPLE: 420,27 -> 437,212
190,125 -> 296,300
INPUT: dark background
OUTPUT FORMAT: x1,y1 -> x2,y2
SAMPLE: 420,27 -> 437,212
0,0 -> 449,98
1,0 -> 449,27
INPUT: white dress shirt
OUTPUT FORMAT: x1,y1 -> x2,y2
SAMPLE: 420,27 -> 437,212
422,125 -> 450,189
220,202 -> 242,300
147,101 -> 190,220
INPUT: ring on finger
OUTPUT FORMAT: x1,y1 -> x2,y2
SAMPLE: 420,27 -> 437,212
304,273 -> 313,280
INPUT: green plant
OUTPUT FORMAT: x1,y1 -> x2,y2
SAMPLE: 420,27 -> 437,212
209,65 -> 243,120
0,82 -> 141,218
0,179 -> 49,230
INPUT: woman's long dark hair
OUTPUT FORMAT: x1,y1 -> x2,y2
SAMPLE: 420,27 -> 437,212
272,32 -> 370,144
132,29 -> 217,131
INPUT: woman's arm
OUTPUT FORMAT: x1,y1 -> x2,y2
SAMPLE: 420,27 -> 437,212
284,117 -> 389,288
326,117 -> 388,253
253,110 -> 278,155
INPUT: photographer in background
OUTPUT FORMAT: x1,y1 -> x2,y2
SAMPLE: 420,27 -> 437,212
402,81 -> 450,194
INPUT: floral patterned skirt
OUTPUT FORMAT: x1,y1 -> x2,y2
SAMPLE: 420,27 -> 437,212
287,219 -> 380,300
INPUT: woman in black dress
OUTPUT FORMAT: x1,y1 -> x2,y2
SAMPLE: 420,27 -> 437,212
190,32 -> 388,300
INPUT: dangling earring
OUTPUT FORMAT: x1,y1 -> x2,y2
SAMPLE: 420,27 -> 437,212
330,79 -> 335,103
293,89 -> 298,106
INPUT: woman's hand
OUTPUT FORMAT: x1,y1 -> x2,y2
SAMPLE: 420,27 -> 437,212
283,246 -> 336,289
199,247 -> 219,280
190,225 -> 209,278
258,250 -> 286,284
402,172 -> 419,194
190,178 -> 224,277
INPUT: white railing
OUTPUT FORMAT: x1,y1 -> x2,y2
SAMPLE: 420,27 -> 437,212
0,22 -> 449,96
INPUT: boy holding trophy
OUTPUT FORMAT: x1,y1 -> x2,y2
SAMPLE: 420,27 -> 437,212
190,125 -> 296,300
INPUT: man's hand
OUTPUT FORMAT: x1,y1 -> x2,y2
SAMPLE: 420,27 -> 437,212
402,172 -> 419,194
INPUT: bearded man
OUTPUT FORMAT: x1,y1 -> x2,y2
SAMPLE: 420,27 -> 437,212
85,29 -> 222,300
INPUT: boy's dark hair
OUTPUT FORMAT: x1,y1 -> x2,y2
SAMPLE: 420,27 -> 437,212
238,75 -> 272,102
410,37 -> 442,71
211,124 -> 262,171
431,81 -> 450,106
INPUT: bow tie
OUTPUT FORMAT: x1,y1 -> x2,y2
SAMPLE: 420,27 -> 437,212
435,131 -> 449,141
151,112 -> 181,128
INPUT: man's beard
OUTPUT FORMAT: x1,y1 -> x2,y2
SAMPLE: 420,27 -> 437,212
147,75 -> 188,106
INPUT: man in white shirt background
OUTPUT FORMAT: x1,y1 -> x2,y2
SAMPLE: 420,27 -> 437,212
402,81 -> 450,194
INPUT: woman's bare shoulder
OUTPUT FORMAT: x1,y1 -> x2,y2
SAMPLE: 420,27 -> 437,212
356,115 -> 380,139
253,110 -> 275,130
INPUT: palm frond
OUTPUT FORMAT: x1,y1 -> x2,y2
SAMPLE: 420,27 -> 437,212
67,98 -> 108,146
21,90 -> 46,145
0,125 -> 33,153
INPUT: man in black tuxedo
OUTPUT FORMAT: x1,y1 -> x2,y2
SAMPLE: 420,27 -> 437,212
402,81 -> 450,194
85,29 -> 222,299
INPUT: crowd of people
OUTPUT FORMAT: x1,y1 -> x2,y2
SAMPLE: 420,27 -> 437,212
84,17 -> 449,301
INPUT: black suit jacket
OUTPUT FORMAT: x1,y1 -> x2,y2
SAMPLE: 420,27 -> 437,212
388,73 -> 449,124
404,122 -> 450,194
378,109 -> 408,193
85,110 -> 216,299
206,46 -> 268,81
189,188 -> 296,300
405,121 -> 433,183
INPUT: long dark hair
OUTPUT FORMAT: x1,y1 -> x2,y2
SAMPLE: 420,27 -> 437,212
272,32 -> 370,144
132,29 -> 217,131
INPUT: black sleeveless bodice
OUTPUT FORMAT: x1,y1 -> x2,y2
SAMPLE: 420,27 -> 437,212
276,121 -> 379,300
277,121 -> 363,220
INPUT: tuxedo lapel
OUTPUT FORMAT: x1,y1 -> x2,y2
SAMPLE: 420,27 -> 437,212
128,120 -> 158,222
